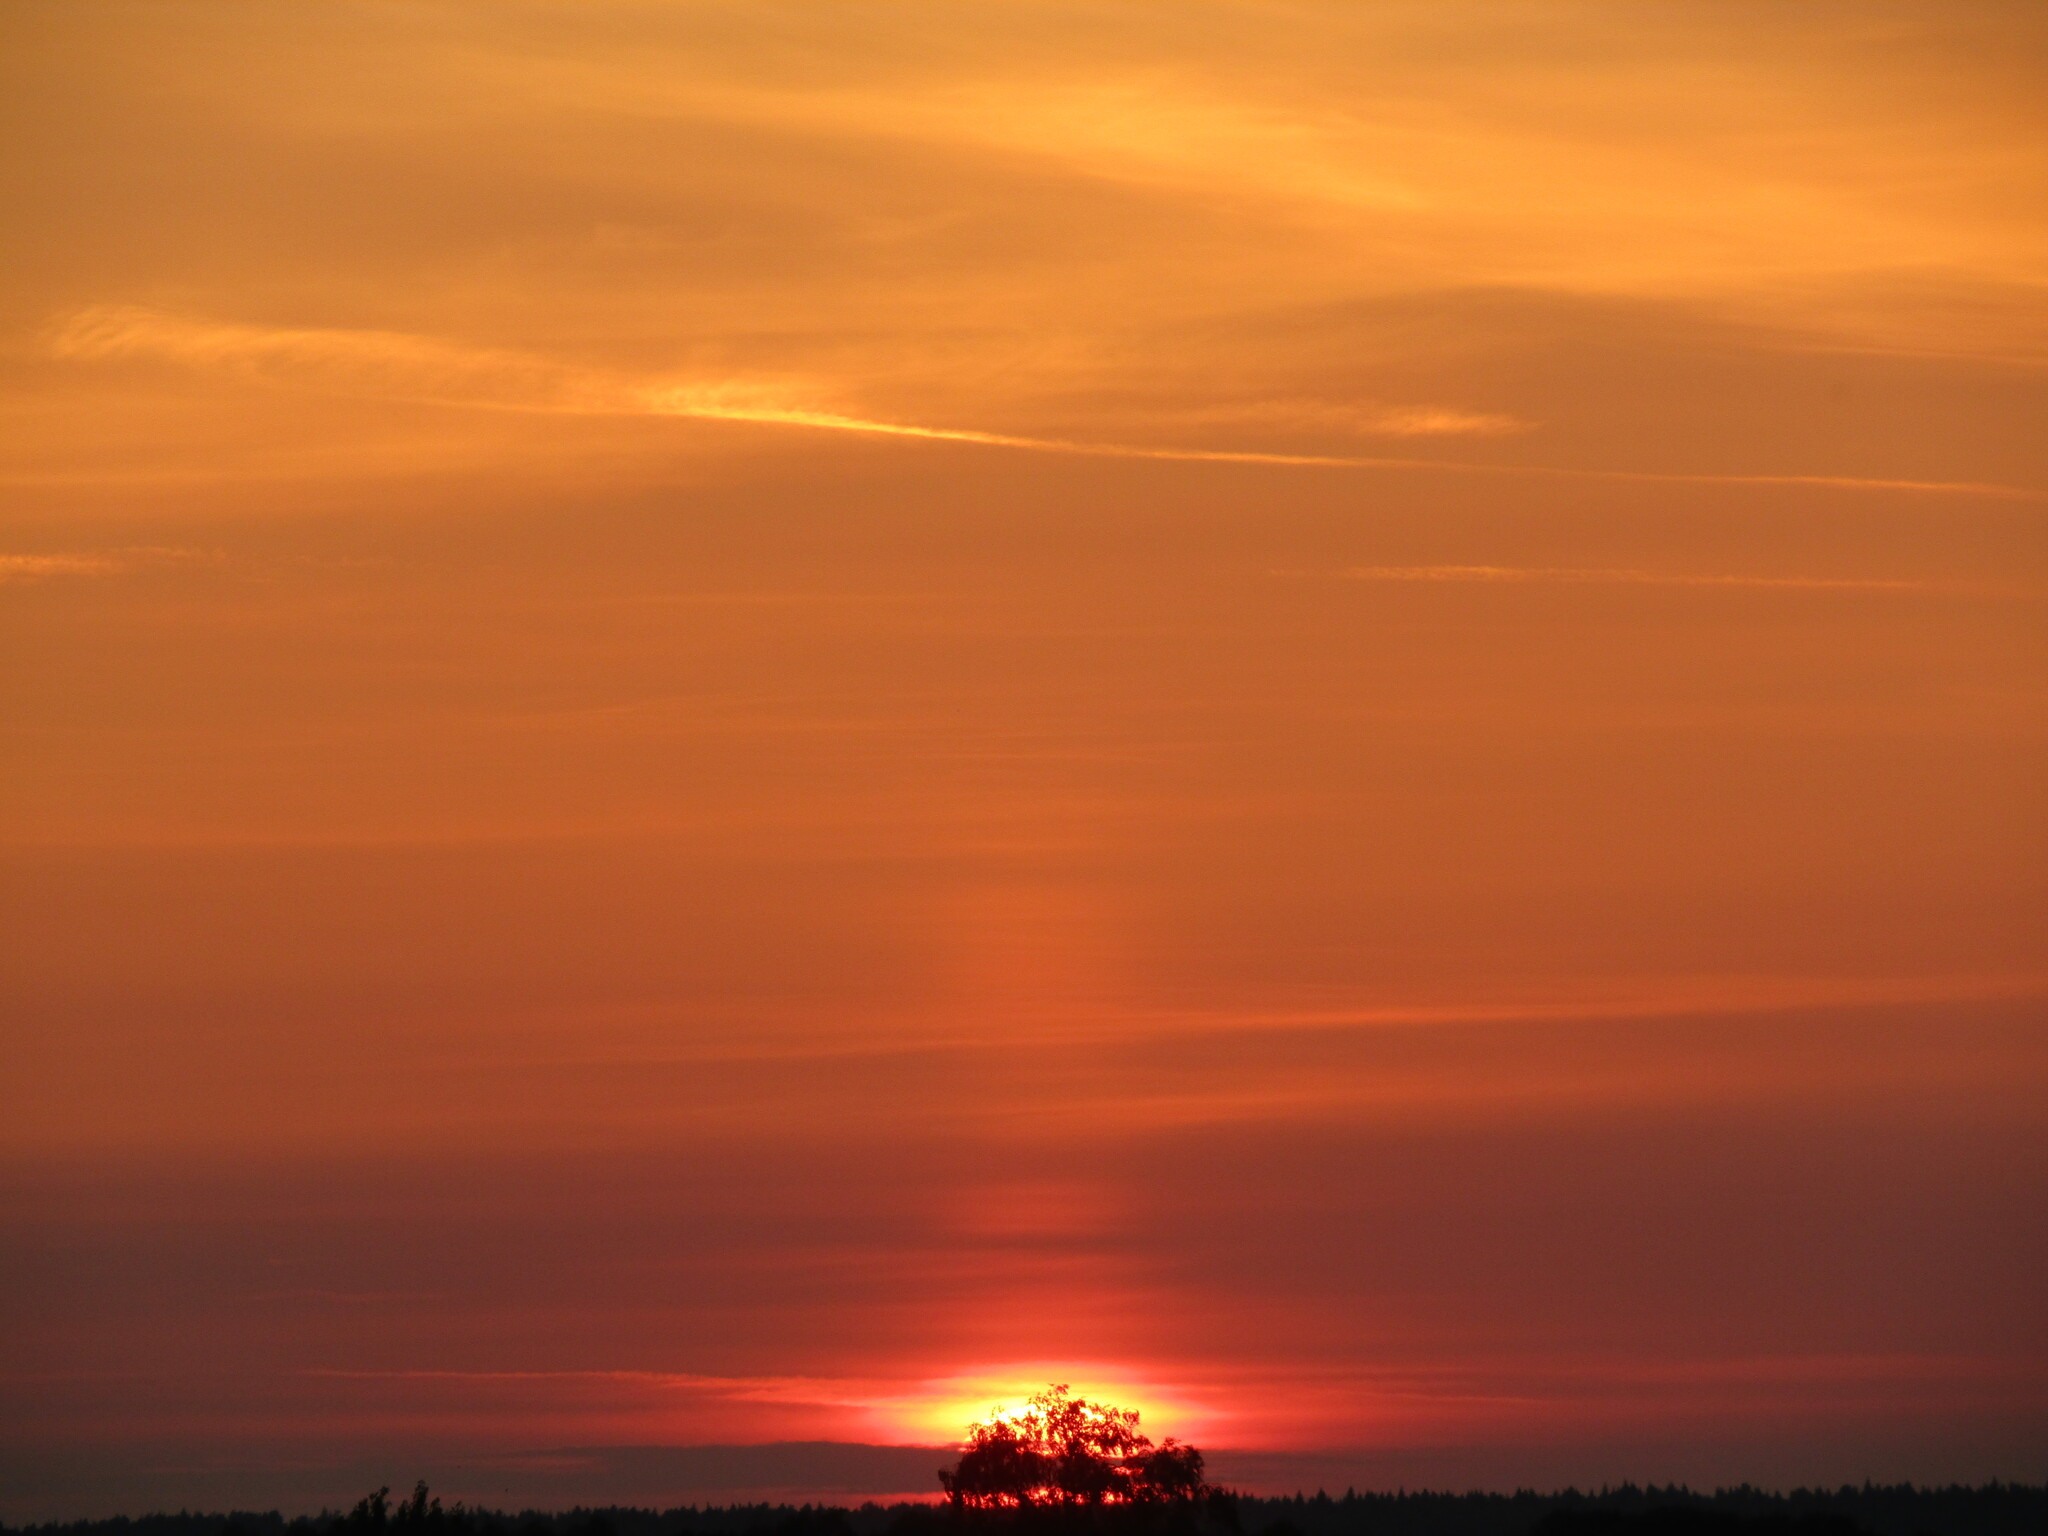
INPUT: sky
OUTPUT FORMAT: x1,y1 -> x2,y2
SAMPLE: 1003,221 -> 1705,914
2,0 -> 2045,1519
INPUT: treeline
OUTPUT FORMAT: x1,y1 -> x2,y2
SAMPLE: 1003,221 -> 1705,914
8,1485 -> 2046,1536
1234,1486 -> 2048,1536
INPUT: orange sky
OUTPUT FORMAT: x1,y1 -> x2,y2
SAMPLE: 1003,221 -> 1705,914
2,1 -> 2045,1518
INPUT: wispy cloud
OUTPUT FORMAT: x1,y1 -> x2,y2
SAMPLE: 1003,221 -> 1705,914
49,305 -> 611,414
1328,564 -> 1936,592
1162,398 -> 1531,438
0,554 -> 124,582
517,37 -> 2048,314
1370,407 -> 1526,437
0,546 -> 210,583
50,306 -> 2033,499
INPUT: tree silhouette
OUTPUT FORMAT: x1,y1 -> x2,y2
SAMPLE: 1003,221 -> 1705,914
938,1384 -> 1214,1509
341,1482 -> 465,1531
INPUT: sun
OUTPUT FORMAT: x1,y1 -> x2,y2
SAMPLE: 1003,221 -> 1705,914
876,1365 -> 1211,1445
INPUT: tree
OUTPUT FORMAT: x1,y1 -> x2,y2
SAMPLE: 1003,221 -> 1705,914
939,1384 -> 1215,1509
341,1481 -> 465,1531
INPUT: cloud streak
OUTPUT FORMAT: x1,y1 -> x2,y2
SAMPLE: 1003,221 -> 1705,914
1329,565 -> 1938,592
0,547 -> 209,584
51,307 -> 2032,500
0,554 -> 124,582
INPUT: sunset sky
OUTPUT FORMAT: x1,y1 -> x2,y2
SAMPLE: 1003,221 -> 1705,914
2,1 -> 2045,1519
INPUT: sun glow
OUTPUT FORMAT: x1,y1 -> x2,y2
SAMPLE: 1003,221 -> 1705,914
879,1367 -> 1213,1446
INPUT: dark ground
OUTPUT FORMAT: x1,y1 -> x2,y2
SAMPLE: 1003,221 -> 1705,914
6,1485 -> 2045,1536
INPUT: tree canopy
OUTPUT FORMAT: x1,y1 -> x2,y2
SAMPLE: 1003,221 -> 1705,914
938,1384 -> 1212,1509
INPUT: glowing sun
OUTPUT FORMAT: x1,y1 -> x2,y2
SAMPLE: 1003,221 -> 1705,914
877,1365 -> 1212,1445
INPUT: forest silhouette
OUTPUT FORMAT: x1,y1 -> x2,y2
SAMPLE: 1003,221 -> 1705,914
8,1483 -> 2046,1536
